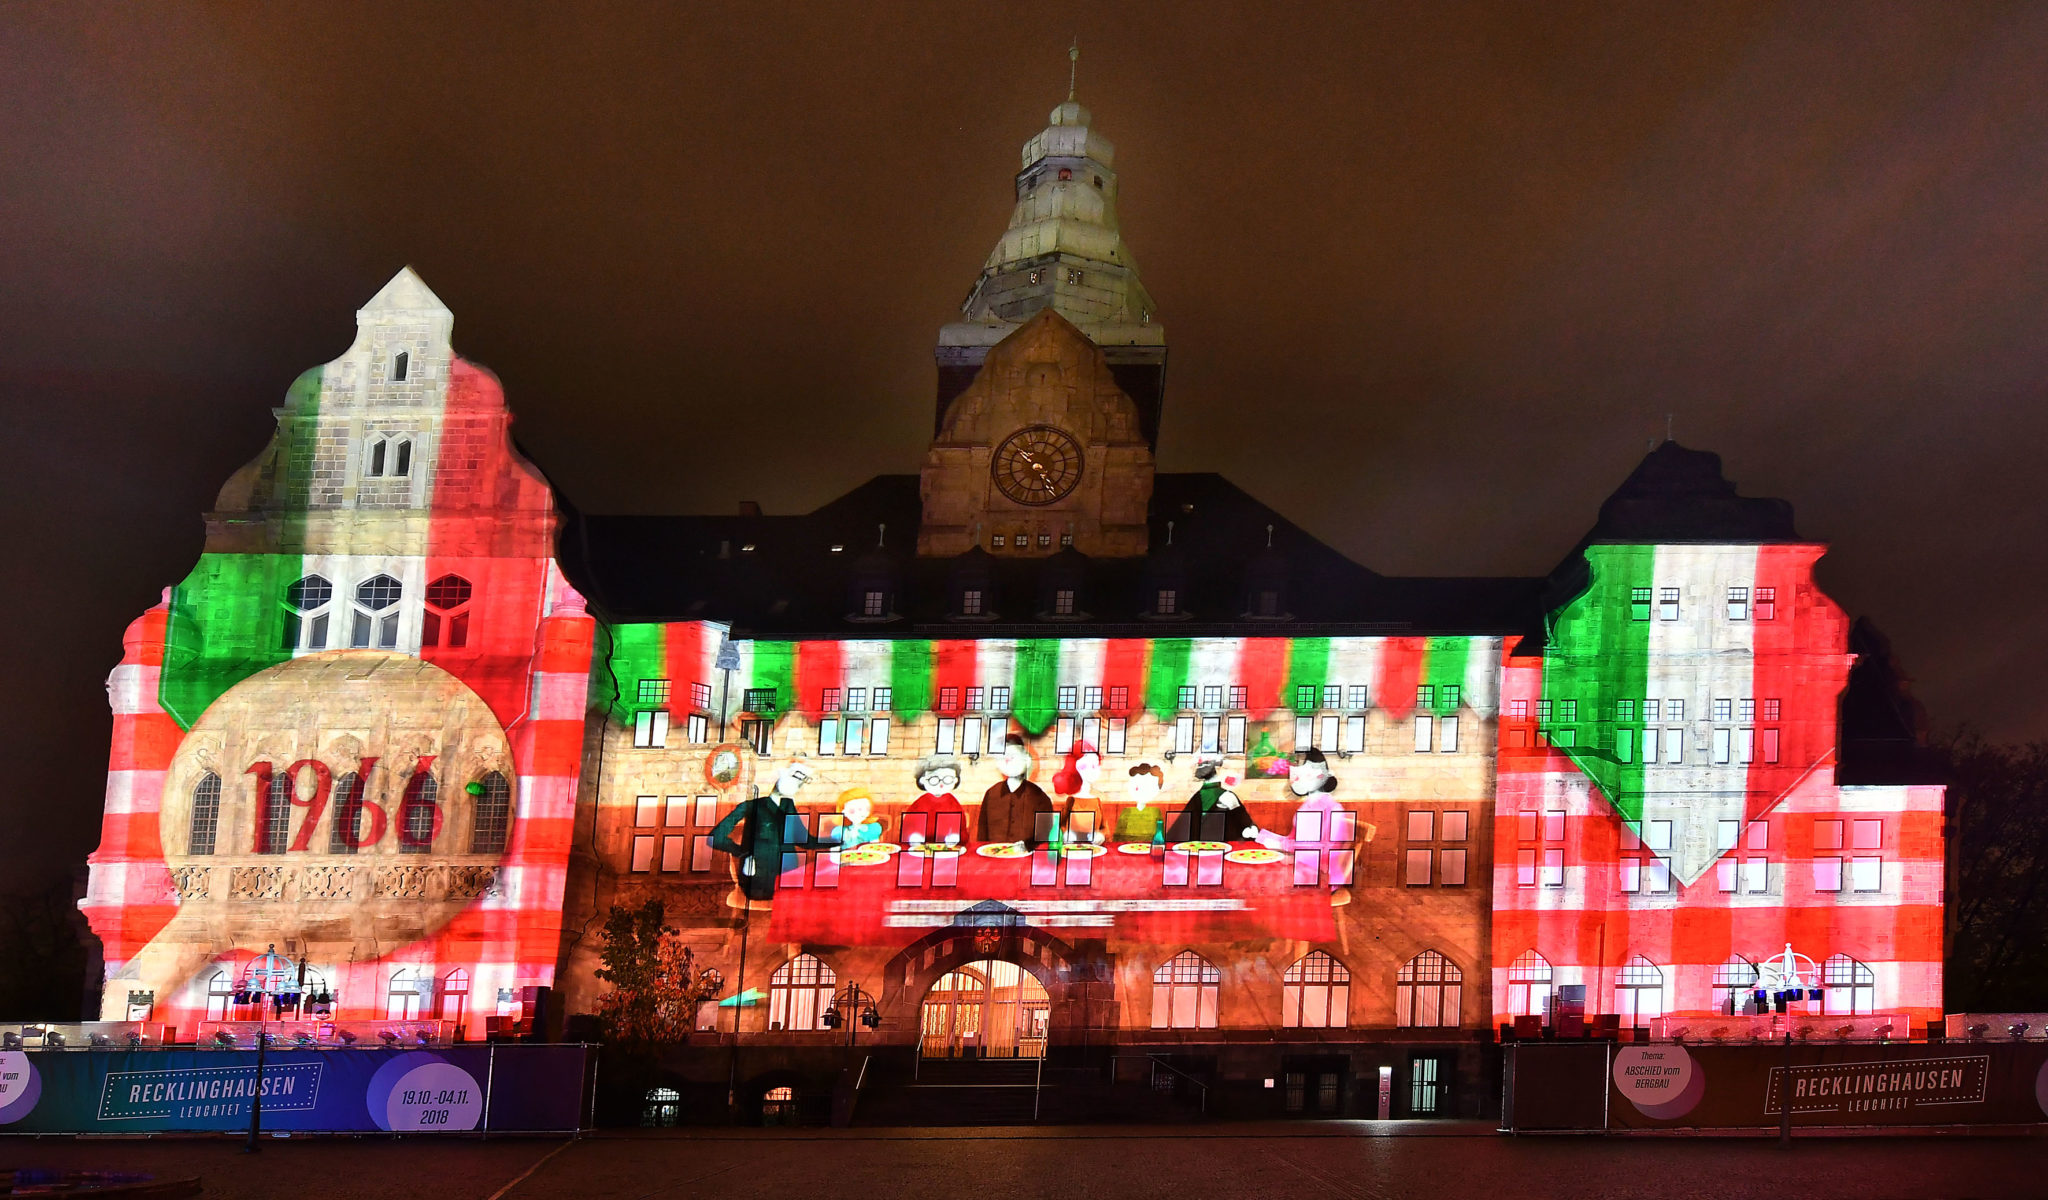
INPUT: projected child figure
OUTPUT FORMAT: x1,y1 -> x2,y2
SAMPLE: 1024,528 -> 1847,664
1114,763 -> 1167,842
835,787 -> 885,849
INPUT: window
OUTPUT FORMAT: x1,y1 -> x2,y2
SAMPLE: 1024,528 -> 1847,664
180,772 -> 222,856
1516,849 -> 1537,887
1542,848 -> 1565,888
1037,532 -> 1052,548
873,687 -> 892,710
1666,699 -> 1684,721
1713,957 -> 1758,1015
1762,698 -> 1782,722
350,574 -> 403,649
1151,951 -> 1220,1029
1084,686 -> 1103,710
1813,856 -> 1843,892
1509,698 -> 1528,719
1439,716 -> 1459,753
822,688 -> 843,712
685,713 -> 709,743
691,681 -> 713,709
1396,951 -> 1462,1028
1506,951 -> 1552,1018
1293,684 -> 1318,710
1282,951 -> 1351,1028
470,771 -> 511,854
258,768 -> 292,854
1108,686 -> 1129,711
817,718 -> 840,756
863,590 -> 886,617
1414,715 -> 1433,752
1417,684 -> 1435,711
1053,589 -> 1075,615
1713,698 -> 1732,721
1177,685 -> 1197,710
422,574 -> 472,648
1823,955 -> 1876,1016
1814,818 -> 1844,850
328,770 -> 362,853
391,349 -> 410,383
1740,858 -> 1768,893
1852,819 -> 1883,850
1346,685 -> 1368,710
1440,848 -> 1467,885
1174,715 -> 1196,754
939,686 -> 961,712
633,710 -> 670,748
1727,586 -> 1749,621
205,970 -> 236,1022
398,772 -> 438,853
1404,849 -> 1432,886
364,435 -> 413,478
1850,857 -> 1882,893
1614,957 -> 1665,1027
386,968 -> 422,1021
1755,587 -> 1777,620
991,535 -> 1006,549
1155,589 -> 1178,615
1442,811 -> 1468,841
439,968 -> 470,1026
961,589 -> 984,616
1204,685 -> 1225,711
742,687 -> 778,714
768,954 -> 837,1032
1658,587 -> 1680,621
1630,587 -> 1653,621
1407,811 -> 1435,842
637,679 -> 671,706
282,574 -> 333,651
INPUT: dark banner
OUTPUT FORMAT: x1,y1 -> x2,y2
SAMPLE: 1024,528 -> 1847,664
0,1045 -> 586,1134
1606,1041 -> 2048,1129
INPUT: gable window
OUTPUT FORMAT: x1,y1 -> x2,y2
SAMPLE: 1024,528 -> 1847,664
422,574 -> 472,648
282,574 -> 333,651
1282,951 -> 1350,1028
391,349 -> 410,383
470,771 -> 511,854
1396,950 -> 1462,1028
188,772 -> 221,855
328,771 -> 363,853
350,574 -> 403,649
364,436 -> 413,478
768,954 -> 836,1032
1151,951 -> 1220,1029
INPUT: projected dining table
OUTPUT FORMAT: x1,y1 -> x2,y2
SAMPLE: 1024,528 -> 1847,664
762,841 -> 1346,944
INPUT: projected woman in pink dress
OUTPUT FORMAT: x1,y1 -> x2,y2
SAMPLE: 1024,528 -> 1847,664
1254,749 -> 1368,904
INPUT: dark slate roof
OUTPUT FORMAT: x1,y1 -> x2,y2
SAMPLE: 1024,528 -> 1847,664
558,472 -> 1546,639
1581,441 -> 1800,545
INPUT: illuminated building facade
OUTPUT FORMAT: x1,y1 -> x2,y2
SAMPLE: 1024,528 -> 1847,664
82,86 -> 1942,1120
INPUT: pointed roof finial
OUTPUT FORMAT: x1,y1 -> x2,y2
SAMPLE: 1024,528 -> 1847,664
1068,38 -> 1080,101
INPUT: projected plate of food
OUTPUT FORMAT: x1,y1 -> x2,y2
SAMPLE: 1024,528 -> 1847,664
1172,841 -> 1232,854
975,843 -> 1031,859
1224,847 -> 1285,865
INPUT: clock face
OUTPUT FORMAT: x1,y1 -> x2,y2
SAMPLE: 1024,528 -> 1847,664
991,425 -> 1084,506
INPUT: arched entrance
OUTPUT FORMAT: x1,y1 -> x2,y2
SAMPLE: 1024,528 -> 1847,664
919,959 -> 1050,1059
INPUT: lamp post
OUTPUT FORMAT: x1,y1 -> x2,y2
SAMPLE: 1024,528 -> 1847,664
1754,943 -> 1824,1146
822,982 -> 880,1049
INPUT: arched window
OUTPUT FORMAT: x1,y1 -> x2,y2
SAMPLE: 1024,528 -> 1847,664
642,1086 -> 682,1127
392,438 -> 412,477
469,771 -> 511,854
1282,951 -> 1350,1028
204,969 -> 235,1021
1713,956 -> 1759,1015
328,771 -> 363,854
398,771 -> 438,854
282,574 -> 333,651
768,954 -> 836,1031
257,767 -> 292,855
189,772 -> 221,856
1396,950 -> 1463,1028
351,574 -> 403,649
1614,956 -> 1665,1027
1151,950 -> 1220,1029
422,574 -> 472,648
439,968 -> 470,1027
1506,950 -> 1552,1018
391,349 -> 410,383
386,967 -> 423,1020
1823,954 -> 1877,1016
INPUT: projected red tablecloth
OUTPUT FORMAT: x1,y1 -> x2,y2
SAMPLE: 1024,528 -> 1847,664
763,846 -> 1339,945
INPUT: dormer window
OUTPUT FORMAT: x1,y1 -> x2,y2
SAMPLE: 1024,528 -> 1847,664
992,535 -> 1006,549
862,590 -> 886,617
1054,589 -> 1075,616
1037,533 -> 1052,548
391,350 -> 409,383
1155,589 -> 1178,616
961,589 -> 984,616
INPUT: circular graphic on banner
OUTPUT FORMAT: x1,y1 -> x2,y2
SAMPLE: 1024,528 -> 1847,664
366,1052 -> 483,1131
1612,1044 -> 1705,1120
0,1051 -> 42,1125
2035,1055 -> 2048,1118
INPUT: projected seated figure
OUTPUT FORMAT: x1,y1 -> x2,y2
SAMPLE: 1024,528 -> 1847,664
1050,742 -> 1107,846
1164,754 -> 1260,844
903,755 -> 967,848
710,762 -> 837,909
834,788 -> 885,849
1113,763 -> 1167,843
978,735 -> 1054,849
1254,749 -> 1374,906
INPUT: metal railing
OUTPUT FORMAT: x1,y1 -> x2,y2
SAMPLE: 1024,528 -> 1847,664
1111,1053 -> 1209,1114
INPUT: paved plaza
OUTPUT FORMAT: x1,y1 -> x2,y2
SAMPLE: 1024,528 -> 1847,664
5,1125 -> 2045,1199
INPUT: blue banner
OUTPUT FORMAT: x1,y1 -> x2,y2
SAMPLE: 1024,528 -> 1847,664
0,1046 -> 586,1134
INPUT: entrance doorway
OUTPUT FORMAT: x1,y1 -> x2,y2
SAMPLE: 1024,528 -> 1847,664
919,959 -> 1050,1059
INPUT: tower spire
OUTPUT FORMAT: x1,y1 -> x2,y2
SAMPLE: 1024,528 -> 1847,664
1068,38 -> 1080,101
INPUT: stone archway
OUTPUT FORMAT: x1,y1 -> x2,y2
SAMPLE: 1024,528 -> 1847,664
919,958 -> 1052,1059
877,901 -> 1087,1049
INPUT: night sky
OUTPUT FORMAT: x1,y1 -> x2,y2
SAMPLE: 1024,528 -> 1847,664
4,3 -> 2045,892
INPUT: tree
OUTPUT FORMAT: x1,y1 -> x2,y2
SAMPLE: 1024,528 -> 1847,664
1942,734 -> 2048,1012
592,899 -> 722,1049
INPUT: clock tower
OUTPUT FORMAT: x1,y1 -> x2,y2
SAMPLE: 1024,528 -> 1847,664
918,307 -> 1154,558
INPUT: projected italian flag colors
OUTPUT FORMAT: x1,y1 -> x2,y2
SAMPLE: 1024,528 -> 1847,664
1540,543 -> 1850,883
603,625 -> 1501,734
